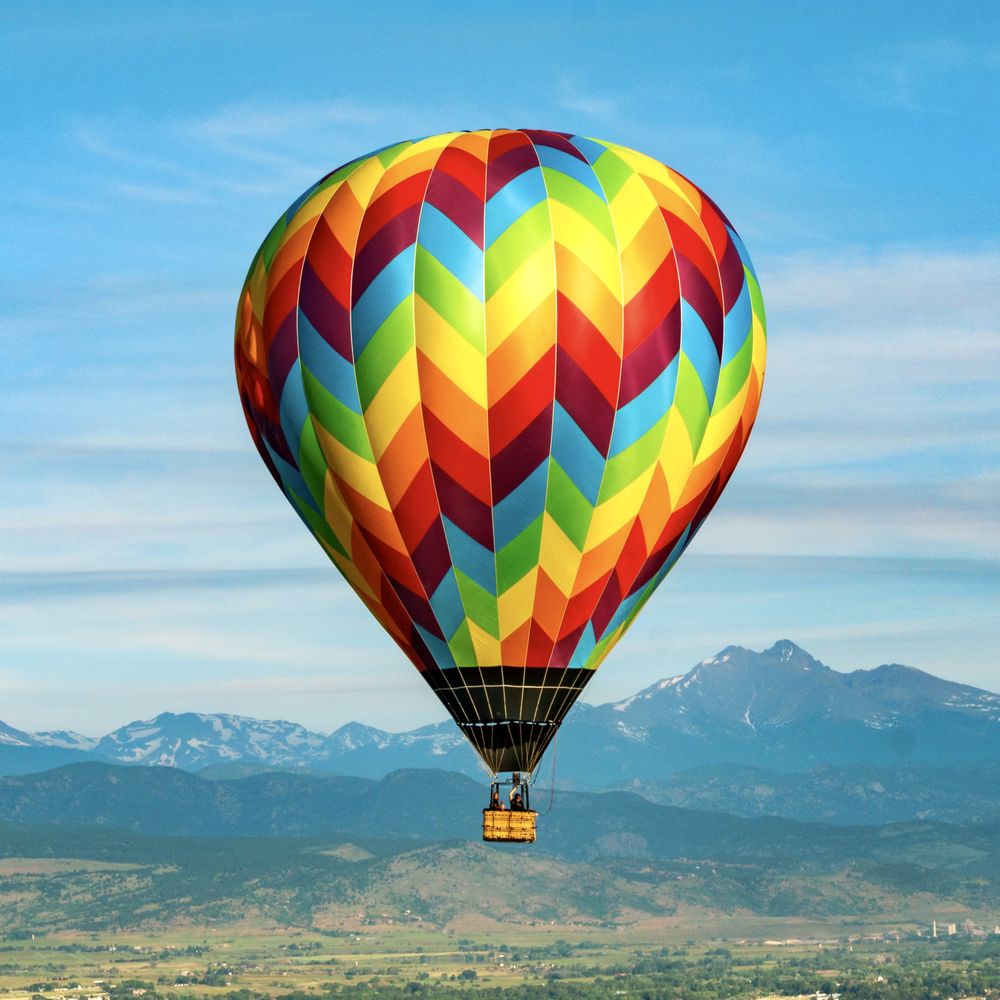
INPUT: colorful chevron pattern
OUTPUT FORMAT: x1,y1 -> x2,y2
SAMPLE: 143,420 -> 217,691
235,129 -> 766,772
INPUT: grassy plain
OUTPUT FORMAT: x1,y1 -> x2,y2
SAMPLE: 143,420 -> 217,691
0,815 -> 996,997
0,920 -> 998,999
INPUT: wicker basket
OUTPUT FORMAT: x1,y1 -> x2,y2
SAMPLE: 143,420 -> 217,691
482,808 -> 537,843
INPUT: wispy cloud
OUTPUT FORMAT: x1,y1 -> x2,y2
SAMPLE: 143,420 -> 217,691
187,99 -> 380,146
699,481 -> 1000,559
694,245 -> 1000,559
71,123 -> 194,177
0,270 -> 229,338
756,247 -> 1000,458
0,444 -> 298,573
0,569 -> 442,732
847,37 -> 1000,111
0,568 -> 329,603
555,78 -> 621,121
5,553 -> 997,733
763,246 -> 1000,327
66,98 -> 406,210
0,572 -> 380,669
115,182 -> 212,205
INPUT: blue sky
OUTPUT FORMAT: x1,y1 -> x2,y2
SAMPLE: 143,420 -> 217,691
1,1 -> 998,736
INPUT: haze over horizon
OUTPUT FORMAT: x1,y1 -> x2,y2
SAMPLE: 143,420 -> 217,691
2,1 -> 998,734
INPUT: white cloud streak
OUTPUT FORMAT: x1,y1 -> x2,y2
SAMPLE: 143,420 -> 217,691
555,78 -> 620,120
707,245 -> 1000,558
65,99 -> 411,211
847,37 -> 1000,111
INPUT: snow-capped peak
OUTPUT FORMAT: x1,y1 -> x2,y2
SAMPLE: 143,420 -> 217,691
32,730 -> 99,751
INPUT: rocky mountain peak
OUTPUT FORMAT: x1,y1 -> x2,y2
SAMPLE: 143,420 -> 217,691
1,642 -> 996,783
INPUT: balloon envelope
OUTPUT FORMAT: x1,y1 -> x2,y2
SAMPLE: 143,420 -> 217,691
235,130 -> 766,774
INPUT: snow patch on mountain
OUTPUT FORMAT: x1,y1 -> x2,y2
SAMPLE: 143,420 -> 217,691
32,730 -> 99,751
862,714 -> 900,731
0,722 -> 35,747
615,720 -> 649,742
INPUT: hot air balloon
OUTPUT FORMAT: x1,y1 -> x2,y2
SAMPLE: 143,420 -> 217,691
235,130 -> 766,842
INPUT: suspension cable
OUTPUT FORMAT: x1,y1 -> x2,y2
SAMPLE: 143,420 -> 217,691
534,730 -> 558,816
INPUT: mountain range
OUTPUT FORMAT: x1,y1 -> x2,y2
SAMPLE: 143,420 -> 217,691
2,641 -> 997,824
2,761 -> 998,868
0,762 -> 997,933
